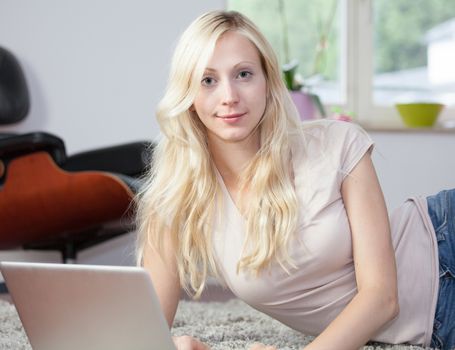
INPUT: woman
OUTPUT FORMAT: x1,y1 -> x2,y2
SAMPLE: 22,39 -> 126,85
136,10 -> 453,350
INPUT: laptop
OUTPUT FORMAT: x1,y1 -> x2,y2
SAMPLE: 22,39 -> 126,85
0,261 -> 176,350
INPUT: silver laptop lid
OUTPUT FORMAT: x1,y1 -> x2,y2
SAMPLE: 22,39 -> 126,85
0,261 -> 176,350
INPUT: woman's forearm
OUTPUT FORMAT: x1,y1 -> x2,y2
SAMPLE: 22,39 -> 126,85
303,288 -> 399,350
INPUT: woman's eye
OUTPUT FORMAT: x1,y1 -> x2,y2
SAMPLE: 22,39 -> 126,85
238,71 -> 252,79
201,77 -> 215,86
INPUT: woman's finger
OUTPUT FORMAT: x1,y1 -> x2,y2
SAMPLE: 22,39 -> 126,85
173,335 -> 210,350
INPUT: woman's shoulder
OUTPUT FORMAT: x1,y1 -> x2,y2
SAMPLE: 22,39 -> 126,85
291,119 -> 369,151
299,119 -> 367,137
290,119 -> 373,173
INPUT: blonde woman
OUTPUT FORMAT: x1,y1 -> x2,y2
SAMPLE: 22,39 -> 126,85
136,10 -> 454,350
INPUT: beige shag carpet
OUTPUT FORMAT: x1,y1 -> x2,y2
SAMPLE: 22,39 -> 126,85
0,299 -> 429,349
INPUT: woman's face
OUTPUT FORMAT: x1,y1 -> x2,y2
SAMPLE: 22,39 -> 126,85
192,31 -> 267,148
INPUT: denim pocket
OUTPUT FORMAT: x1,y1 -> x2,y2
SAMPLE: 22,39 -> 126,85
431,317 -> 444,349
431,329 -> 444,350
428,192 -> 449,241
439,264 -> 455,280
428,189 -> 455,350
434,212 -> 448,242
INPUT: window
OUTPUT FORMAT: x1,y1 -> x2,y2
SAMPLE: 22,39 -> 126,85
227,0 -> 455,126
228,0 -> 344,105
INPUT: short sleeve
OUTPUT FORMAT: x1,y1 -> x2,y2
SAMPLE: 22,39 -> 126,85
293,120 -> 375,190
320,120 -> 374,181
337,121 -> 374,179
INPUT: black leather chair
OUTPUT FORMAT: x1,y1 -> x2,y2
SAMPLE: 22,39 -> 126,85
0,46 -> 152,264
0,46 -> 29,125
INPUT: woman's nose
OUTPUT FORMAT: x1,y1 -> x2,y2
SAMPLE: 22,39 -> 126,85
221,80 -> 239,105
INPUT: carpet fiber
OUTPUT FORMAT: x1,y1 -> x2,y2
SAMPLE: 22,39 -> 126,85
0,299 -> 428,349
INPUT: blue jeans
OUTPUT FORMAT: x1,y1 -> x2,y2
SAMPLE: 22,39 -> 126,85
427,189 -> 455,350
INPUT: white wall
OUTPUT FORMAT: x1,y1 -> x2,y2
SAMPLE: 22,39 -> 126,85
0,1 -> 454,268
370,131 -> 455,211
0,0 -> 224,153
0,0 -> 224,268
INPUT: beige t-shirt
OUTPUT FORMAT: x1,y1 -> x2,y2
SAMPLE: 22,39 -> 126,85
212,120 -> 439,346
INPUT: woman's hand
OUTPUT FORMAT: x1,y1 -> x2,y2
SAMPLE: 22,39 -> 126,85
248,343 -> 277,350
172,335 -> 210,350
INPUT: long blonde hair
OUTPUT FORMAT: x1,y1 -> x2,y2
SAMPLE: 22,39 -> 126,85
136,10 -> 302,298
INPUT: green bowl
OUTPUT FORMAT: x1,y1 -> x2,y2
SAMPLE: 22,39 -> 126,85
395,103 -> 444,127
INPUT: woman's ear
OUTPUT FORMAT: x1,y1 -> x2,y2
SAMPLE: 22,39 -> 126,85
189,105 -> 196,112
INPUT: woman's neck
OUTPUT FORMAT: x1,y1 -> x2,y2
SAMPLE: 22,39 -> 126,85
208,134 -> 259,188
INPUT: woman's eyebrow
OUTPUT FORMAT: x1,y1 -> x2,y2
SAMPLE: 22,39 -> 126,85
203,67 -> 217,74
204,61 -> 259,73
234,60 -> 257,67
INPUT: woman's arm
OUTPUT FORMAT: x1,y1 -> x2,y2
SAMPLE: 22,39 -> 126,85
143,234 -> 210,350
142,234 -> 181,328
304,151 -> 399,350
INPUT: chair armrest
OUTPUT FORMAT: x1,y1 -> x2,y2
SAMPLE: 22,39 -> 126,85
0,132 -> 66,164
63,141 -> 153,177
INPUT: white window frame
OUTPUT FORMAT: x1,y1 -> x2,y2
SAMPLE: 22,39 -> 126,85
226,0 -> 454,127
348,0 -> 454,127
348,0 -> 401,126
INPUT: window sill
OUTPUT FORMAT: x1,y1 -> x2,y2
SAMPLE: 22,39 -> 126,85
358,120 -> 455,133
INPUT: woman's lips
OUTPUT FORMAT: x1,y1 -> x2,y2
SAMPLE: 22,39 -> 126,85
217,112 -> 246,123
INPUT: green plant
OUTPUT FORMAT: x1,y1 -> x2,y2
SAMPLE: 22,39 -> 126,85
279,0 -> 338,91
282,59 -> 301,90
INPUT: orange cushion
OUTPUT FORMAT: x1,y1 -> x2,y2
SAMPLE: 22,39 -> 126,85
0,151 -> 134,249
